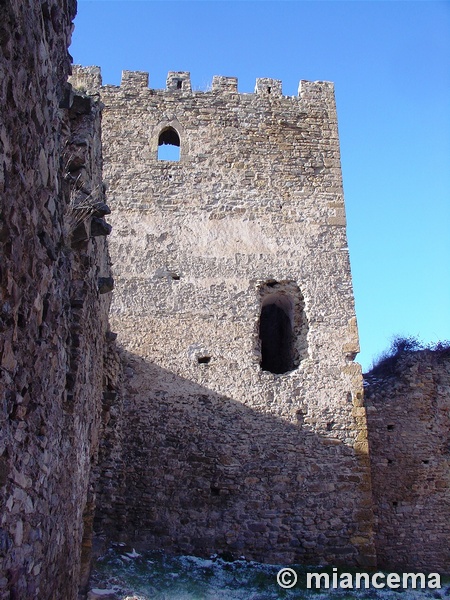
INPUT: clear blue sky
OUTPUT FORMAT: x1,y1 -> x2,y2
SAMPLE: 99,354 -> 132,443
71,1 -> 450,372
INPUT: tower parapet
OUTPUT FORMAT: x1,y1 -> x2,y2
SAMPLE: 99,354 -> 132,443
71,66 -> 335,104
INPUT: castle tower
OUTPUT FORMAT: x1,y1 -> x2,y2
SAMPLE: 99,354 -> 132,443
71,67 -> 375,566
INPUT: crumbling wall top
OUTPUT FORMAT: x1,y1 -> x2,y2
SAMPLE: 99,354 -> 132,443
70,65 -> 102,94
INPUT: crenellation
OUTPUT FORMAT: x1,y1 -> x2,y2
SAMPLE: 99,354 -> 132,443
166,70 -> 192,92
72,67 -> 339,106
298,79 -> 335,102
255,77 -> 282,96
212,75 -> 239,93
121,69 -> 149,88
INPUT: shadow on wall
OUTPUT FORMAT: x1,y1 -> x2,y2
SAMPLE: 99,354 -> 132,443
94,349 -> 375,568
364,349 -> 450,574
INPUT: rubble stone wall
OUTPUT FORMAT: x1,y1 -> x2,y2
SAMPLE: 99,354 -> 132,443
81,67 -> 376,567
0,2 -> 113,598
365,350 -> 450,574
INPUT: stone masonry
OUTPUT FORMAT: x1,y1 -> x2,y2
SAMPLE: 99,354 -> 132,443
365,349 -> 450,574
72,67 -> 377,567
0,2 -> 113,598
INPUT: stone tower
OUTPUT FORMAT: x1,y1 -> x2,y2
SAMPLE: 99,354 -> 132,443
71,67 -> 376,566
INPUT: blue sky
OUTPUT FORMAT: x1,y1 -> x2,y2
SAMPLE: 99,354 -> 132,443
71,1 -> 450,372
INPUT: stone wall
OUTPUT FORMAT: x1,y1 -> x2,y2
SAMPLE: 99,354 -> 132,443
0,2 -> 113,597
82,67 -> 376,567
365,349 -> 450,574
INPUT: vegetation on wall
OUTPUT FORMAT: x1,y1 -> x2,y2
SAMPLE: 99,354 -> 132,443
367,335 -> 450,377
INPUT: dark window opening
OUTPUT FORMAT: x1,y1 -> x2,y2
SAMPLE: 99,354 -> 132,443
176,80 -> 182,90
158,127 -> 180,161
259,299 -> 294,374
197,356 -> 211,365
257,281 -> 308,375
267,86 -> 271,94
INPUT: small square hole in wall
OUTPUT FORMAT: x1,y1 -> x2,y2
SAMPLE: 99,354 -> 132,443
197,356 -> 211,365
387,424 -> 395,431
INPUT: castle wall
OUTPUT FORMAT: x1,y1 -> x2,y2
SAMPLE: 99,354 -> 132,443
0,3 -> 113,597
86,68 -> 376,567
365,350 -> 450,574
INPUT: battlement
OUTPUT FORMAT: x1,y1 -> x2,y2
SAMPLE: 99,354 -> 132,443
70,65 -> 334,101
